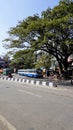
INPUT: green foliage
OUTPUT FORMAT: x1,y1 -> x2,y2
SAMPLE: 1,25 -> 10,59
35,54 -> 51,69
10,49 -> 35,69
3,0 -> 73,73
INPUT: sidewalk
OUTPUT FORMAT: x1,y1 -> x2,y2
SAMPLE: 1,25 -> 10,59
57,79 -> 73,89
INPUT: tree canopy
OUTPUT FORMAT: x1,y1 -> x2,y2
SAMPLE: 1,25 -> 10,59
3,0 -> 73,74
9,49 -> 35,69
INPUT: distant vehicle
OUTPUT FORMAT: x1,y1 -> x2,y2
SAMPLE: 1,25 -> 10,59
3,68 -> 12,76
17,69 -> 43,78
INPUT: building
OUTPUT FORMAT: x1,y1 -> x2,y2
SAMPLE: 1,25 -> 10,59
0,57 -> 7,68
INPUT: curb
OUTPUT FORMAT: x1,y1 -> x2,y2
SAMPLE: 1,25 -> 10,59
0,76 -> 57,87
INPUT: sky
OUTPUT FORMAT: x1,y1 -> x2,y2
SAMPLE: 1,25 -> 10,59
0,0 -> 60,56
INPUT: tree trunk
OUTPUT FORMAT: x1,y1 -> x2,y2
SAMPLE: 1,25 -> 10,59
62,59 -> 70,79
58,61 -> 63,79
57,57 -> 70,79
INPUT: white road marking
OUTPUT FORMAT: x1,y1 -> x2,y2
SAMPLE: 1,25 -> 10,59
0,115 -> 16,130
18,89 -> 42,98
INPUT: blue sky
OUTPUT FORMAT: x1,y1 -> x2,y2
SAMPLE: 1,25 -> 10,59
0,0 -> 60,56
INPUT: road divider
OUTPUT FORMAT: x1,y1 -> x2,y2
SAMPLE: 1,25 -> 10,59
0,76 -> 57,87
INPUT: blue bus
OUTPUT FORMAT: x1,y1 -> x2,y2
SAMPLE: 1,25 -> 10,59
17,69 -> 43,78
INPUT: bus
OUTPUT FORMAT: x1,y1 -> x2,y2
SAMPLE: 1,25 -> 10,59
17,69 -> 43,78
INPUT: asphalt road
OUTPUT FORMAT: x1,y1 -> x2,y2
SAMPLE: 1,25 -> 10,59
0,80 -> 73,130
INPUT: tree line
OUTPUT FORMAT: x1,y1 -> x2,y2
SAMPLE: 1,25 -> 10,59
3,0 -> 73,76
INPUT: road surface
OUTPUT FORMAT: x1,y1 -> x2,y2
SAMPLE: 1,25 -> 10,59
0,80 -> 73,130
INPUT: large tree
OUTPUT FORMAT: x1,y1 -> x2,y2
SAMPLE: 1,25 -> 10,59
10,49 -> 35,69
3,0 -> 73,74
